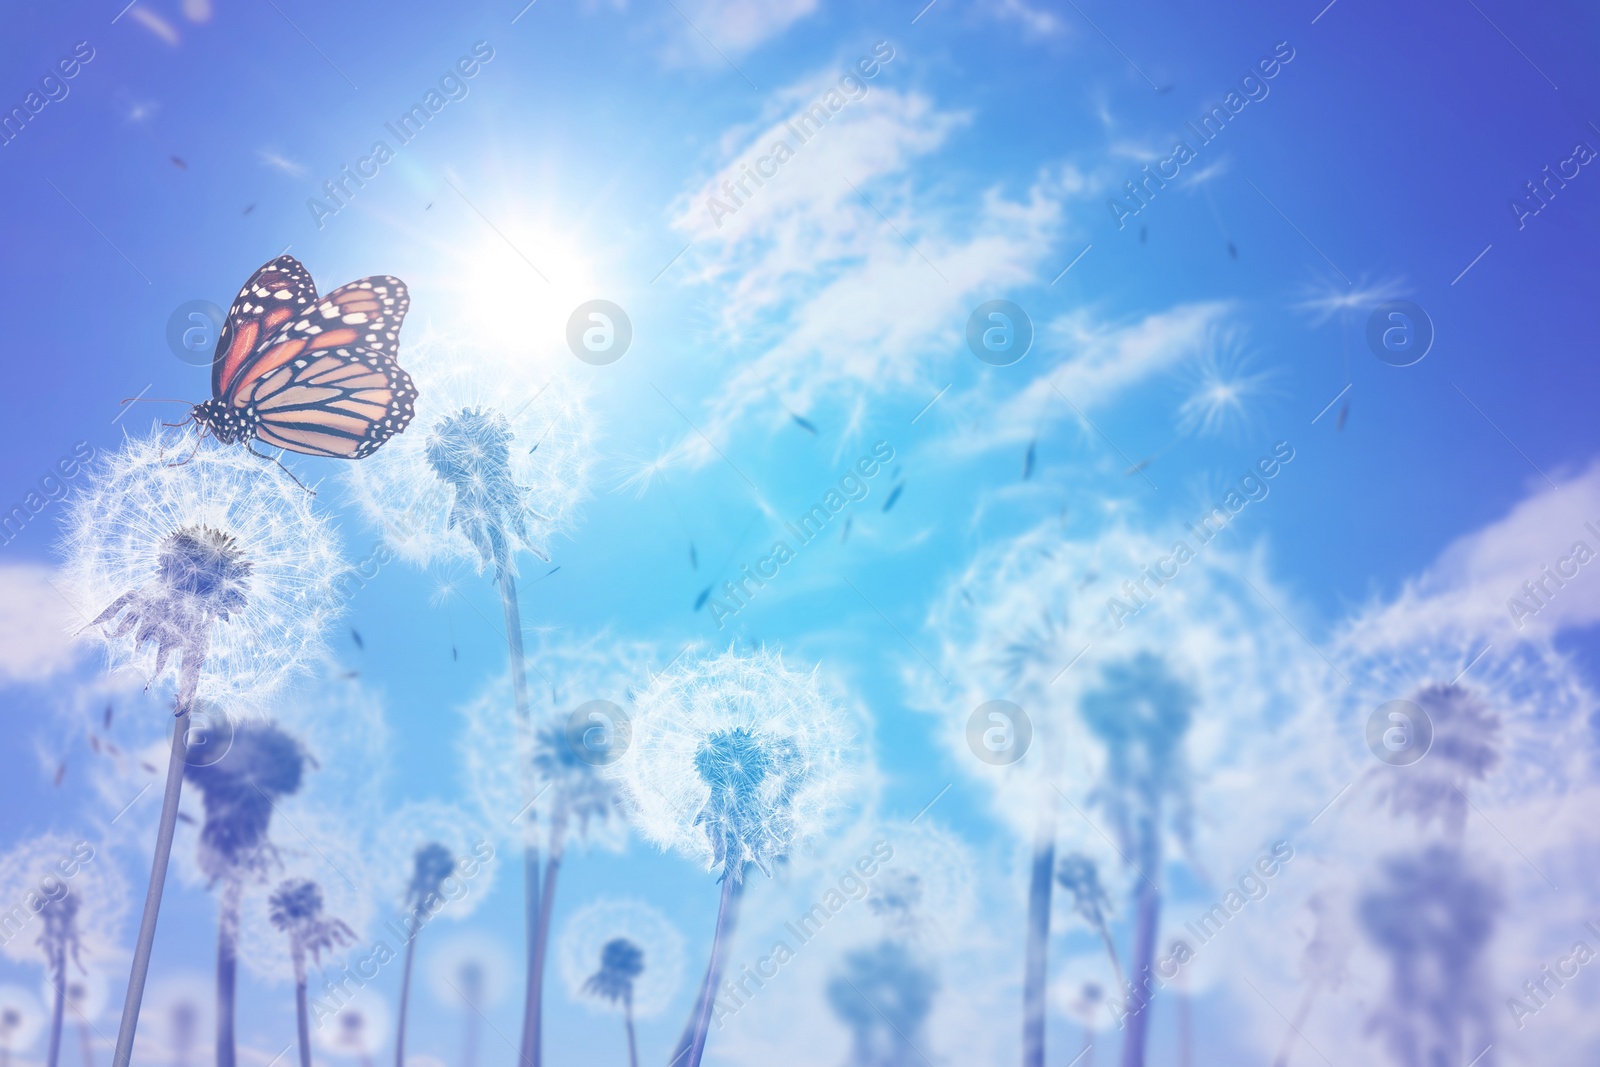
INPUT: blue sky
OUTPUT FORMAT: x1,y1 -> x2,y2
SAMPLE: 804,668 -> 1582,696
4,0 -> 1600,1064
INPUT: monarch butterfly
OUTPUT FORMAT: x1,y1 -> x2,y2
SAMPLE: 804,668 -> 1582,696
187,255 -> 418,460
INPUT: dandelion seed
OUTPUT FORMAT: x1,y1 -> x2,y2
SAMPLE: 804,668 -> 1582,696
1175,332 -> 1276,438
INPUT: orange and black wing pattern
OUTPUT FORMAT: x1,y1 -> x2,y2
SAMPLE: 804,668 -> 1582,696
210,261 -> 417,458
210,255 -> 318,400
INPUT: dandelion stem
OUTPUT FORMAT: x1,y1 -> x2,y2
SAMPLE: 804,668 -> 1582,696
671,879 -> 744,1066
1119,824 -> 1162,1067
623,988 -> 638,1067
1021,811 -> 1057,1067
77,1020 -> 93,1067
492,534 -> 544,1067
293,976 -> 311,1067
46,944 -> 66,1067
1270,980 -> 1320,1067
528,805 -> 566,1067
1094,919 -> 1127,999
395,930 -> 418,1067
216,877 -> 242,1067
112,698 -> 192,1067
685,874 -> 739,1067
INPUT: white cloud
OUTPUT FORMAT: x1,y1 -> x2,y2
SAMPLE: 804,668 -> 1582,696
1348,460 -> 1600,645
0,563 -> 84,686
666,66 -> 1086,462
660,0 -> 818,64
938,302 -> 1231,456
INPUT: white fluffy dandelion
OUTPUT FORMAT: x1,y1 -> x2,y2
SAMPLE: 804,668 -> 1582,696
0,834 -> 127,1067
611,647 -> 851,1067
342,333 -> 589,574
58,429 -> 345,1067
60,429 -> 346,711
0,985 -> 46,1062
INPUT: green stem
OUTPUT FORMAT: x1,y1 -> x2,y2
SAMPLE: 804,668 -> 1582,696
111,696 -> 193,1067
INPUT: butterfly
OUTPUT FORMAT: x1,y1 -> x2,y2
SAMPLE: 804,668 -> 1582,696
188,255 -> 418,459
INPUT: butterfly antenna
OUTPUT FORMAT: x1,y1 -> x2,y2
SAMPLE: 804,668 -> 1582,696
122,397 -> 194,406
165,431 -> 203,469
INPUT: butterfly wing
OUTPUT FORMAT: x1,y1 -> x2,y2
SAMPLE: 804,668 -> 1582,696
242,346 -> 418,458
211,256 -> 318,399
224,275 -> 416,458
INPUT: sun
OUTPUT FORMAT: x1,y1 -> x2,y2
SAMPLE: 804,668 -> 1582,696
429,210 -> 603,357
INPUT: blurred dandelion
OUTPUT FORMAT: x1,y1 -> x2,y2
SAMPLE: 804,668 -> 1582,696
1271,888 -> 1354,1067
59,431 -> 343,1067
860,820 -> 975,949
426,934 -> 515,1067
343,337 -> 589,1067
143,976 -> 209,1067
1055,853 -> 1126,995
558,898 -> 685,1023
1293,275 -> 1408,389
1367,683 -> 1501,840
1068,982 -> 1104,1067
584,940 -> 643,1067
268,879 -> 354,1067
57,973 -> 107,1067
612,647 -> 850,1067
185,722 -> 309,1067
825,941 -> 938,1067
393,844 -> 456,1067
458,638 -> 651,1067
1076,652 -> 1195,1067
0,986 -> 45,1067
312,988 -> 388,1067
0,835 -> 127,1067
1359,846 -> 1500,1067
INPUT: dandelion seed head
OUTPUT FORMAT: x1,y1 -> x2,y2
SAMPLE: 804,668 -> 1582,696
611,647 -> 852,881
557,898 -> 685,1019
236,811 -> 377,983
145,973 -> 211,1064
459,636 -> 662,853
375,801 -> 495,919
342,333 -> 590,575
185,721 -> 307,881
60,430 -> 346,711
0,832 -> 128,969
861,820 -> 975,946
41,967 -> 110,1023
268,878 -> 355,970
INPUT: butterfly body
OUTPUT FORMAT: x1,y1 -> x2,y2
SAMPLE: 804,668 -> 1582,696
190,255 -> 418,459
